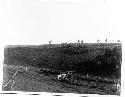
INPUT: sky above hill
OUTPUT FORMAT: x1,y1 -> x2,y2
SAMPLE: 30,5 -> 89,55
0,0 -> 124,45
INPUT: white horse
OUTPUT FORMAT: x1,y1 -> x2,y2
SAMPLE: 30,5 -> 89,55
116,83 -> 120,91
26,67 -> 28,71
57,73 -> 67,80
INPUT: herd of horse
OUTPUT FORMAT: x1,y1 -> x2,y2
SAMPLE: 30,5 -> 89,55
39,68 -> 120,94
57,71 -> 121,94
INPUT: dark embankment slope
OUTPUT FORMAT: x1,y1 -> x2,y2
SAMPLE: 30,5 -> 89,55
4,43 -> 122,78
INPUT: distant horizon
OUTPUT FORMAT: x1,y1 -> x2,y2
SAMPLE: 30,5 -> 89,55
5,42 -> 122,48
3,39 -> 122,46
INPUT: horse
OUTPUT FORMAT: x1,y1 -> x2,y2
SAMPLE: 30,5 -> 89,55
57,73 -> 67,80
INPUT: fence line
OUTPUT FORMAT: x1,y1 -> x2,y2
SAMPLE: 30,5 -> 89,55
3,69 -> 18,88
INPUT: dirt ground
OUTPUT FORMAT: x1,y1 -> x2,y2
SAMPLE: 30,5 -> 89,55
2,64 -> 118,95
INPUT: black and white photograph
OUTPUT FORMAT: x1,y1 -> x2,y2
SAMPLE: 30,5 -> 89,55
3,43 -> 122,95
0,0 -> 124,96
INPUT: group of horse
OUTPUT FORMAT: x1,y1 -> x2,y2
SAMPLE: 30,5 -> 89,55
57,72 -> 74,81
57,72 -> 121,94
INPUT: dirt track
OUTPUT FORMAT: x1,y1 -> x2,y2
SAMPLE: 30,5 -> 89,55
2,64 -> 109,94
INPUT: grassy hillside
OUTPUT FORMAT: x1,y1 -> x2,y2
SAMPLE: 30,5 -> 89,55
4,43 -> 122,78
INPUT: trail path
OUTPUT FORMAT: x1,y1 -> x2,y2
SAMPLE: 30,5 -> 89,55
3,64 -> 107,94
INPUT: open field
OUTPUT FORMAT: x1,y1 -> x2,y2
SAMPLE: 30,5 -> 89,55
3,64 -> 117,94
3,43 -> 122,95
4,43 -> 121,74
2,64 -> 120,95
